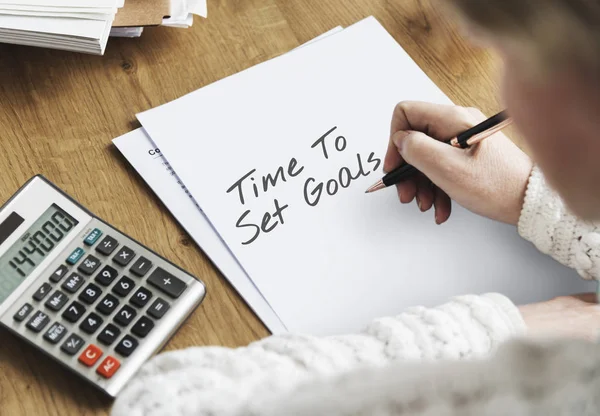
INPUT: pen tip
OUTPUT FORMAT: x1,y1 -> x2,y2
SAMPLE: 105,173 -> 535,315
365,180 -> 385,194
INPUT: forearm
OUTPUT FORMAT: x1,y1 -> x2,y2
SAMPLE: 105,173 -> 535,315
111,293 -> 525,416
519,166 -> 600,280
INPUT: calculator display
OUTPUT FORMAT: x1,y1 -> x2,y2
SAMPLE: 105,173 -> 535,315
0,204 -> 78,304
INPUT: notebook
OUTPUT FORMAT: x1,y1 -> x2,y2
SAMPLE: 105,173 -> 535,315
131,17 -> 593,335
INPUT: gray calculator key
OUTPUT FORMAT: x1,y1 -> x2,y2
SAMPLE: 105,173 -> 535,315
13,303 -> 33,322
147,298 -> 170,319
26,310 -> 50,333
61,273 -> 84,294
130,257 -> 152,277
44,322 -> 68,344
78,254 -> 101,276
113,246 -> 135,267
61,334 -> 84,356
50,265 -> 68,283
96,235 -> 118,256
33,283 -> 52,301
147,268 -> 187,298
45,290 -> 69,311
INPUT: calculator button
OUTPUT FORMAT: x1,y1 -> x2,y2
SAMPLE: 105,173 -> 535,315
61,334 -> 84,355
130,287 -> 152,308
50,265 -> 69,283
96,294 -> 120,315
96,356 -> 121,379
113,246 -> 135,267
115,335 -> 138,357
95,265 -> 118,286
78,254 -> 101,276
78,344 -> 103,367
130,256 -> 153,277
84,228 -> 103,246
32,283 -> 52,301
131,316 -> 154,338
80,312 -> 104,334
43,322 -> 68,344
13,303 -> 33,322
113,305 -> 137,327
97,324 -> 121,346
79,283 -> 102,305
147,268 -> 187,298
96,235 -> 118,256
45,290 -> 69,311
112,276 -> 135,297
61,273 -> 84,293
66,247 -> 85,265
62,301 -> 86,323
26,311 -> 50,333
147,298 -> 170,319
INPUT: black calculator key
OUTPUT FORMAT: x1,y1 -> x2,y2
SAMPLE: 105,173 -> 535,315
13,303 -> 33,322
96,294 -> 120,315
115,335 -> 138,357
131,316 -> 154,338
130,256 -> 153,277
96,235 -> 119,256
32,282 -> 52,301
26,310 -> 50,333
147,268 -> 187,299
113,246 -> 135,267
80,312 -> 104,334
50,265 -> 69,283
61,333 -> 85,356
113,305 -> 137,326
62,273 -> 84,294
147,298 -> 170,319
79,283 -> 102,305
130,287 -> 152,308
45,290 -> 69,311
95,265 -> 118,286
112,276 -> 135,297
62,301 -> 86,323
78,254 -> 101,276
97,324 -> 121,346
44,322 -> 68,344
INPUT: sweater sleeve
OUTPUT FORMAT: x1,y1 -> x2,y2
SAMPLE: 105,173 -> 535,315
518,166 -> 600,280
111,293 -> 525,416
245,338 -> 600,416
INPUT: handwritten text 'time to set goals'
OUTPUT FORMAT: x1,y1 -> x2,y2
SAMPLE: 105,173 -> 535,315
226,126 -> 381,245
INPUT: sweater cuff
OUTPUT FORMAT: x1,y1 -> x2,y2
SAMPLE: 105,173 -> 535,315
480,293 -> 526,336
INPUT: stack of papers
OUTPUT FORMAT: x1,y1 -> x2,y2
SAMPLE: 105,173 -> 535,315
0,0 -> 124,54
114,17 -> 593,336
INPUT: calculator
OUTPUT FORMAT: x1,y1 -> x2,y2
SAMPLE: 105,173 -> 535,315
0,175 -> 206,397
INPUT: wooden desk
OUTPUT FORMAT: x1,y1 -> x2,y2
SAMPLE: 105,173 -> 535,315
0,1 -> 502,414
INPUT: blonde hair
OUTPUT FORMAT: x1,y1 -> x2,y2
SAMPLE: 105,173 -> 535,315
447,0 -> 600,72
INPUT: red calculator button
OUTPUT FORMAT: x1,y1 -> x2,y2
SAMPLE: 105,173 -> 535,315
96,356 -> 121,378
78,344 -> 103,367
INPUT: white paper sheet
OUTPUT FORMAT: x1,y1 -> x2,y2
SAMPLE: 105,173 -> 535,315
138,16 -> 594,335
113,28 -> 345,334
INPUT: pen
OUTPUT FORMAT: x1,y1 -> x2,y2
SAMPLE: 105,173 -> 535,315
365,110 -> 512,193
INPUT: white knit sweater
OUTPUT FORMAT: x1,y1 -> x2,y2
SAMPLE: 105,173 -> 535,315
112,166 -> 600,416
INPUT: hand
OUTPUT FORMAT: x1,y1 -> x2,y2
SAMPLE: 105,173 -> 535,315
518,294 -> 600,341
384,101 -> 533,225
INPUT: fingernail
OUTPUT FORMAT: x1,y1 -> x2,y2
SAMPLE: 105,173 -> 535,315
417,196 -> 422,211
392,131 -> 410,152
435,212 -> 441,225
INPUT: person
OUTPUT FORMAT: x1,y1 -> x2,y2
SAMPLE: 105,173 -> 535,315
112,0 -> 600,414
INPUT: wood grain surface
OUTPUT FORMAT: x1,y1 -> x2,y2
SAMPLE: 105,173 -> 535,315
0,1 -> 505,414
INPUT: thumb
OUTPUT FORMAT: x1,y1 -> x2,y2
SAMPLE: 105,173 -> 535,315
392,130 -> 466,185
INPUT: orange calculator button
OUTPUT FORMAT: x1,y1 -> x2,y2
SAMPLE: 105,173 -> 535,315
78,344 -> 103,367
96,356 -> 121,379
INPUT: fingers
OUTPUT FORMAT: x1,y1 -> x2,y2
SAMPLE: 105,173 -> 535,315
433,187 -> 452,224
396,179 -> 417,204
415,175 -> 434,212
384,131 -> 405,173
570,293 -> 600,304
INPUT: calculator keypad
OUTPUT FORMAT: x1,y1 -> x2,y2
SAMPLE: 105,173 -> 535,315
7,223 -> 196,393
